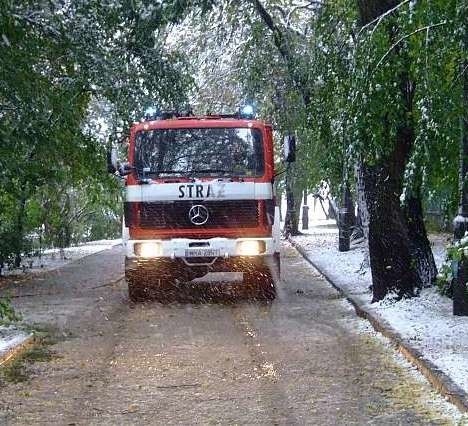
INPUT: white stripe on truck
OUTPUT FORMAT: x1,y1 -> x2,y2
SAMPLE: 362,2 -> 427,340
126,181 -> 273,202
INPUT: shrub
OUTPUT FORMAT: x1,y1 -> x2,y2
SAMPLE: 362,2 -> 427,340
0,297 -> 21,323
436,234 -> 468,297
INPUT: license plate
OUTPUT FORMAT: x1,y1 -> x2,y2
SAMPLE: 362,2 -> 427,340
185,248 -> 221,258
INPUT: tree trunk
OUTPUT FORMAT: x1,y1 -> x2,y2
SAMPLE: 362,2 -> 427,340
357,0 -> 426,301
355,162 -> 369,240
343,184 -> 356,227
302,189 -> 309,230
13,195 -> 27,268
284,163 -> 300,235
278,193 -> 283,222
63,224 -> 72,248
363,119 -> 422,301
363,162 -> 422,301
453,9 -> 468,316
403,188 -> 437,288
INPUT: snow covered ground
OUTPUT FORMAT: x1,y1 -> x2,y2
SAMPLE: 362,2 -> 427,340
0,326 -> 30,363
339,299 -> 466,422
1,239 -> 121,360
1,239 -> 121,277
292,220 -> 468,396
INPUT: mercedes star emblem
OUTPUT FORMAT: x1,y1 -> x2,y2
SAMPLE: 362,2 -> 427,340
188,204 -> 209,226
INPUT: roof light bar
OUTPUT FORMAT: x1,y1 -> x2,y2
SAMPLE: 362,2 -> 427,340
239,104 -> 255,119
144,106 -> 159,120
143,106 -> 194,121
142,104 -> 256,121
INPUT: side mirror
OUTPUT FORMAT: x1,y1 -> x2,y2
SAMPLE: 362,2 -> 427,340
283,134 -> 296,163
106,147 -> 119,173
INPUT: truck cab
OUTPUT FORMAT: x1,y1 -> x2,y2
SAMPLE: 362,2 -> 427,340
114,109 -> 281,301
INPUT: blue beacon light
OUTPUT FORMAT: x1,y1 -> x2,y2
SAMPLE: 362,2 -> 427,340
240,104 -> 255,118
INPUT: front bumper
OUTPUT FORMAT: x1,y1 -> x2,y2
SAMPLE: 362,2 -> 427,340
125,237 -> 276,259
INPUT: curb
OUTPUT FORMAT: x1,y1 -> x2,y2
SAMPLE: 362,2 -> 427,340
288,237 -> 468,413
0,333 -> 36,367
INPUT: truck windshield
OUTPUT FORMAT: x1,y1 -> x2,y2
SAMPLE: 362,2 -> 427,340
134,127 -> 264,177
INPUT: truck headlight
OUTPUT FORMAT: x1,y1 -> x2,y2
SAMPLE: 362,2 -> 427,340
236,240 -> 265,256
134,242 -> 162,258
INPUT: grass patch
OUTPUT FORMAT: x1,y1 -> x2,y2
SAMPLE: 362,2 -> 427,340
0,334 -> 59,385
2,358 -> 30,383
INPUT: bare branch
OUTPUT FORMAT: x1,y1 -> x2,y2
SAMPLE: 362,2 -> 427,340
450,63 -> 468,89
373,22 -> 447,73
286,1 -> 323,29
11,12 -> 61,38
356,0 -> 410,39
271,5 -> 287,20
250,0 -> 289,59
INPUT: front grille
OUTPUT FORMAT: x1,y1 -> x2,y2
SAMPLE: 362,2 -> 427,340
125,200 -> 260,229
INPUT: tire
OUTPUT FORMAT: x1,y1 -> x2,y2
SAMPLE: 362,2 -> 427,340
127,274 -> 181,303
126,260 -> 186,303
243,263 -> 276,301
184,266 -> 208,281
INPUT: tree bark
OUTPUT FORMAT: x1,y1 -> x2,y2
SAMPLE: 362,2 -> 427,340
453,8 -> 468,316
403,186 -> 437,288
343,184 -> 356,227
13,195 -> 27,268
355,162 -> 369,240
284,162 -> 300,235
364,121 -> 422,301
363,161 -> 422,301
302,189 -> 309,230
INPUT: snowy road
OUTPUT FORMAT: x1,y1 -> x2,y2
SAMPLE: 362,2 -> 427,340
0,244 -> 462,424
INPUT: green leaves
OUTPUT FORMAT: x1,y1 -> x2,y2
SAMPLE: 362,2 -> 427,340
1,0 -> 464,265
0,297 -> 21,324
0,0 -> 196,263
436,236 -> 468,297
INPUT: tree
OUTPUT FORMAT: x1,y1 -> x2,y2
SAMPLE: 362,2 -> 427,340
0,0 -> 199,266
177,0 -> 461,301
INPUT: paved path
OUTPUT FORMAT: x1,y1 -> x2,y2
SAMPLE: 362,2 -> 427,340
0,244 -> 459,425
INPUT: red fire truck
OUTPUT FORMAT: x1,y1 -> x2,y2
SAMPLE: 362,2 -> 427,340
109,107 -> 285,301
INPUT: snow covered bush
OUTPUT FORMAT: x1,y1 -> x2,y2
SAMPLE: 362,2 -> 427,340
0,297 -> 20,324
436,234 -> 468,297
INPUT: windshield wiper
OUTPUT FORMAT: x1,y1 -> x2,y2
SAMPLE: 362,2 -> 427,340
187,168 -> 236,176
141,169 -> 185,176
138,168 -> 244,178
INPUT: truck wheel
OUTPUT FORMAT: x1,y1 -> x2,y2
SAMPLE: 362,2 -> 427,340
184,266 -> 208,281
243,265 -> 276,301
127,275 -> 148,302
127,275 -> 180,303
126,261 -> 187,303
